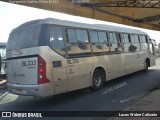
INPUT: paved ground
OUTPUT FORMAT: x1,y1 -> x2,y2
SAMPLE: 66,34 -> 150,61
108,88 -> 160,120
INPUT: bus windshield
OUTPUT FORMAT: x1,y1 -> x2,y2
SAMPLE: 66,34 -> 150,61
7,25 -> 41,51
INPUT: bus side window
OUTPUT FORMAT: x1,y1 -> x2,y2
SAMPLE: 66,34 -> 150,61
67,29 -> 91,57
89,31 -> 102,54
66,29 -> 81,56
129,35 -> 138,52
140,35 -> 148,51
109,33 -> 114,53
109,33 -> 121,53
116,33 -> 123,52
76,29 -> 91,54
121,33 -> 130,53
133,35 -> 140,52
50,26 -> 65,56
98,31 -> 109,53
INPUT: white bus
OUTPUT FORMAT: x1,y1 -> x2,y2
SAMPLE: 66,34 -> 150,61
6,18 -> 156,97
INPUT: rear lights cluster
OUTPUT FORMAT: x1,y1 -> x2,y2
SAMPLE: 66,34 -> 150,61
38,56 -> 50,84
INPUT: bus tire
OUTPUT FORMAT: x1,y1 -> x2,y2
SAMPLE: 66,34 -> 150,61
92,69 -> 104,90
144,60 -> 149,72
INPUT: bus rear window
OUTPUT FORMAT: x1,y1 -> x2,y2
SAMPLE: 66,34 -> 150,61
7,25 -> 41,51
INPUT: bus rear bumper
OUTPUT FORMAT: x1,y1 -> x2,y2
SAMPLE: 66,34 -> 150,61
7,83 -> 53,97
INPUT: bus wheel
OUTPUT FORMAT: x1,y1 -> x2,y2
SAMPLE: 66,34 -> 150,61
144,61 -> 149,72
92,69 -> 104,90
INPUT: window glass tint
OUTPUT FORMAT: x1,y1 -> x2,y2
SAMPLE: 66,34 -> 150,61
7,25 -> 41,51
89,31 -> 101,53
89,31 -> 110,54
109,33 -> 114,43
90,31 -> 98,43
109,33 -> 122,53
109,33 -> 118,43
50,26 -> 65,56
98,32 -> 107,43
140,35 -> 148,51
131,35 -> 140,52
141,36 -> 147,43
76,29 -> 88,42
67,29 -> 77,43
134,35 -> 139,43
124,34 -> 129,43
98,32 -> 109,53
67,29 -> 79,56
67,29 -> 91,57
121,33 -> 130,52
128,34 -> 140,52
113,33 -> 118,43
130,35 -> 135,43
76,29 -> 91,52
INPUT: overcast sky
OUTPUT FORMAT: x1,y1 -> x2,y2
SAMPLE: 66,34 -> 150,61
0,1 -> 160,43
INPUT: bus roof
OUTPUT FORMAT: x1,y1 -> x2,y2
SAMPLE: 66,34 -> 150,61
12,18 -> 147,35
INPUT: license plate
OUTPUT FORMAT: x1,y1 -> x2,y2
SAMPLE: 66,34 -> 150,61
12,89 -> 27,95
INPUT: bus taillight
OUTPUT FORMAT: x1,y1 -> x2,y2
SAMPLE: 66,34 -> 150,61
38,56 -> 50,84
39,68 -> 44,73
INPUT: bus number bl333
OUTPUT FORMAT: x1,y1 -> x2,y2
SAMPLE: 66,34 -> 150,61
22,60 -> 36,66
67,59 -> 79,64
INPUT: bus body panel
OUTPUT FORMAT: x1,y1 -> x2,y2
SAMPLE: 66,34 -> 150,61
137,51 -> 145,70
150,54 -> 156,67
112,54 -> 127,77
67,57 -> 93,91
7,47 -> 38,58
7,57 -> 38,85
93,54 -> 126,81
49,47 -> 93,93
123,53 -> 138,74
7,46 -> 54,97
53,68 -> 68,94
7,83 -> 52,97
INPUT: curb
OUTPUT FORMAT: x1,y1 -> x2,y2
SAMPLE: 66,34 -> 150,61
0,80 -> 7,89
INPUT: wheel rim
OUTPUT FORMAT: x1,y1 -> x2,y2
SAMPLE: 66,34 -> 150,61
94,74 -> 102,87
